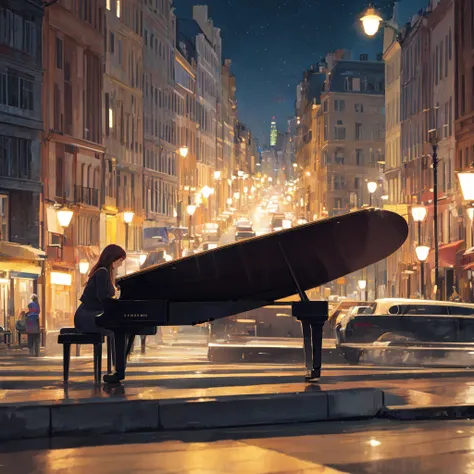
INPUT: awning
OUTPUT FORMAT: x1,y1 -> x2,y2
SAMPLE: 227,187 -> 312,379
463,262 -> 474,271
428,240 -> 464,268
0,241 -> 46,261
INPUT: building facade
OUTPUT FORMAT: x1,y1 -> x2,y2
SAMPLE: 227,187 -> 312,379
42,0 -> 105,335
142,0 -> 178,257
103,0 -> 144,276
0,0 -> 44,333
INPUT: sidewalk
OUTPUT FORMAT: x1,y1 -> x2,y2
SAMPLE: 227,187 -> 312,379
3,348 -> 474,440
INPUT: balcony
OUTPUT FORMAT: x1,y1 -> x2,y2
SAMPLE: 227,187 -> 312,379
74,186 -> 99,207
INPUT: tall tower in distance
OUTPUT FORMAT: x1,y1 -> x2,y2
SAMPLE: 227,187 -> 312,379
270,118 -> 277,147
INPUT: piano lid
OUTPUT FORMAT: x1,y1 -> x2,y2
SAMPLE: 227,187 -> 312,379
118,209 -> 408,302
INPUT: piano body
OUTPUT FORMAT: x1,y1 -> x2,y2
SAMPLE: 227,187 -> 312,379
97,209 -> 408,382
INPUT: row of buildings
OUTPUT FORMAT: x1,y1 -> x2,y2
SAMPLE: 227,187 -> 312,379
294,0 -> 474,302
0,1 -> 258,339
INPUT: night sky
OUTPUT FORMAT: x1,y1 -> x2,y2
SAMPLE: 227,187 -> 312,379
174,0 -> 427,146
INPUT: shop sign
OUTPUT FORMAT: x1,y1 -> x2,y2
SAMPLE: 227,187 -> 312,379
50,272 -> 72,286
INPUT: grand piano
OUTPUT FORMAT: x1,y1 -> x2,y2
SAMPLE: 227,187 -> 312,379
97,209 -> 408,383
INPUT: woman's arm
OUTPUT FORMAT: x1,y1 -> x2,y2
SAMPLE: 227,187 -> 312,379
95,269 -> 113,302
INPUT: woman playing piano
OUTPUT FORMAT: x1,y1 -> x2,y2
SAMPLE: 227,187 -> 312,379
74,244 -> 126,337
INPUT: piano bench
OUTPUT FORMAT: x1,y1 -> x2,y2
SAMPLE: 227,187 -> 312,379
58,328 -> 105,384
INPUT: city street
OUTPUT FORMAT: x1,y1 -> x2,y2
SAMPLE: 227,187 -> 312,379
2,419 -> 474,473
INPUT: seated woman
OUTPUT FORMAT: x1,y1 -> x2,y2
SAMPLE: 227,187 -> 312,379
74,244 -> 126,383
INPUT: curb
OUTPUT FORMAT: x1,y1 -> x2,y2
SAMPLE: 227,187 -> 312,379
379,404 -> 474,421
0,388 -> 383,441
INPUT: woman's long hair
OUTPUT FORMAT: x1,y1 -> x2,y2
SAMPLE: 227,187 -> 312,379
89,244 -> 126,278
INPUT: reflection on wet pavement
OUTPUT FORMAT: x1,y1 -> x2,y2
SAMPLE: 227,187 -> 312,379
3,419 -> 474,473
3,352 -> 474,410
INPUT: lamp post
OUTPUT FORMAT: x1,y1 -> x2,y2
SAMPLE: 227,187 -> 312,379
186,204 -> 196,249
56,206 -> 74,260
367,181 -> 377,207
214,170 -> 221,220
458,169 -> 474,255
358,279 -> 367,302
415,245 -> 430,299
429,132 -> 440,299
411,206 -> 427,242
123,211 -> 134,251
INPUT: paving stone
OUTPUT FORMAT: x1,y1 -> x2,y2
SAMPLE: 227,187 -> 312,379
159,392 -> 329,430
0,405 -> 50,440
327,388 -> 383,419
51,401 -> 159,435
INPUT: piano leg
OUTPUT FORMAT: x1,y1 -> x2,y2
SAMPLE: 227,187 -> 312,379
292,301 -> 328,382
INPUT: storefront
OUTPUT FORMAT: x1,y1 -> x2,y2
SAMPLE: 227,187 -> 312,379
45,268 -> 75,332
0,241 -> 45,333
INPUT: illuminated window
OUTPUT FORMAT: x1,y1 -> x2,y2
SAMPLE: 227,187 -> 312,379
106,0 -> 110,10
116,0 -> 121,18
108,108 -> 114,129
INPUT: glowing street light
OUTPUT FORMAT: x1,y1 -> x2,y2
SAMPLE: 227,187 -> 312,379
458,170 -> 474,202
416,245 -> 430,299
226,198 -> 233,206
360,5 -> 383,36
411,206 -> 427,223
123,211 -> 134,224
367,181 -> 377,194
79,260 -> 90,275
179,146 -> 189,158
415,245 -> 430,263
358,280 -> 367,290
56,207 -> 74,228
186,204 -> 196,216
213,170 -> 222,180
201,185 -> 214,199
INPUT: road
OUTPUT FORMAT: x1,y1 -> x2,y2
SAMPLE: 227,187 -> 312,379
2,418 -> 474,473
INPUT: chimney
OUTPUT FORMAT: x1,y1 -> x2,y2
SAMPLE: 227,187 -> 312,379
360,54 -> 368,61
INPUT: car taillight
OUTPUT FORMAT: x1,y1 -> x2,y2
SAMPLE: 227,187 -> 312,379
353,322 -> 374,328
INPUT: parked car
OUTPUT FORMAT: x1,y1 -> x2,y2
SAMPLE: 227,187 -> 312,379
235,229 -> 256,241
335,298 -> 474,364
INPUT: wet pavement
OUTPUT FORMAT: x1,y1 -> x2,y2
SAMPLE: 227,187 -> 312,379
2,349 -> 474,409
2,418 -> 474,473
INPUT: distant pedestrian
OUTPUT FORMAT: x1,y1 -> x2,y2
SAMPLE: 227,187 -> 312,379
25,294 -> 41,356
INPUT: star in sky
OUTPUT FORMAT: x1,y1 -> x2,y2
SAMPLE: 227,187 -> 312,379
174,0 -> 427,145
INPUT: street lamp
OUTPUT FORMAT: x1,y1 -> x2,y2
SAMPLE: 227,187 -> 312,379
360,5 -> 383,36
429,130 -> 440,299
415,245 -> 430,299
358,279 -> 367,301
79,260 -> 90,275
411,205 -> 427,244
360,4 -> 402,41
56,206 -> 74,260
123,211 -> 134,251
186,204 -> 196,249
213,170 -> 221,180
56,207 -> 74,228
179,146 -> 189,158
227,197 -> 233,207
458,170 -> 474,248
201,185 -> 214,199
367,181 -> 377,206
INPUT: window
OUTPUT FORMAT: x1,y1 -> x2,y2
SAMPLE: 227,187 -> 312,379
462,75 -> 466,116
355,122 -> 362,140
106,0 -> 111,9
0,7 -> 37,57
109,32 -> 114,53
0,135 -> 32,180
334,126 -> 345,140
356,149 -> 364,165
354,177 -> 361,190
334,198 -> 343,209
335,148 -> 344,164
116,0 -> 121,18
334,99 -> 345,111
0,71 -> 33,111
118,40 -> 122,65
0,194 -> 8,241
334,175 -> 345,190
323,100 -> 328,112
355,103 -> 364,113
56,37 -> 63,69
